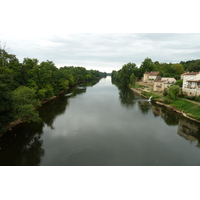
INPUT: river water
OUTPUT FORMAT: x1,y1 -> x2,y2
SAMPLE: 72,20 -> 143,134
1,76 -> 200,166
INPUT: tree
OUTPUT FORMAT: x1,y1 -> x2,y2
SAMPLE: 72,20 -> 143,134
12,86 -> 41,122
0,42 -> 9,67
130,73 -> 136,86
0,67 -> 17,132
21,58 -> 39,86
188,60 -> 200,72
172,63 -> 184,75
174,79 -> 183,87
118,63 -> 137,86
139,58 -> 154,78
38,60 -> 57,87
169,85 -> 180,100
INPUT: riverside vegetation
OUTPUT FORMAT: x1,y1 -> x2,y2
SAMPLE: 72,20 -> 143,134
0,46 -> 106,134
111,58 -> 200,122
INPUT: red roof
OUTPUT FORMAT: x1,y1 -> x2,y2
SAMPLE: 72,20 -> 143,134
187,80 -> 200,82
181,72 -> 199,75
144,71 -> 159,76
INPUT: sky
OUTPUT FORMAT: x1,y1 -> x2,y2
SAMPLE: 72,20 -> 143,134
1,0 -> 200,73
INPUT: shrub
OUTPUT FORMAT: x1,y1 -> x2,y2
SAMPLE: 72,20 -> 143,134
163,88 -> 168,96
178,92 -> 185,98
169,85 -> 180,100
187,96 -> 196,100
164,99 -> 171,104
195,96 -> 200,102
174,79 -> 183,87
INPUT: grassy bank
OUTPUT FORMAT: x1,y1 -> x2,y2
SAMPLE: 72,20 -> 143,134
170,99 -> 200,121
130,83 -> 200,122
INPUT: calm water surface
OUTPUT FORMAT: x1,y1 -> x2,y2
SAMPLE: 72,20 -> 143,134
1,76 -> 200,166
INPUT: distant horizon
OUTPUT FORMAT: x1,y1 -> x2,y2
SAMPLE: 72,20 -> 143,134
1,33 -> 200,73
2,46 -> 200,74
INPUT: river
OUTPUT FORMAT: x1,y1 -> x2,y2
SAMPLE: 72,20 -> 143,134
1,76 -> 200,166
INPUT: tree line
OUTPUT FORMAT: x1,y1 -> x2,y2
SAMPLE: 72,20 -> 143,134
0,45 -> 106,133
111,57 -> 200,86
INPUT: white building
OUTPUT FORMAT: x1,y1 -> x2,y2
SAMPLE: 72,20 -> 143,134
181,72 -> 200,96
153,77 -> 176,92
143,71 -> 159,82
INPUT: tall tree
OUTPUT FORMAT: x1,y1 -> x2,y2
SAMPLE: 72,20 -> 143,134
119,62 -> 137,86
139,58 -> 154,78
169,85 -> 180,100
130,73 -> 136,86
12,86 -> 41,122
172,63 -> 184,74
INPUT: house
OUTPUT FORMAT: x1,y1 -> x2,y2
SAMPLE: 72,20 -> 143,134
153,76 -> 176,92
181,72 -> 200,96
143,71 -> 159,82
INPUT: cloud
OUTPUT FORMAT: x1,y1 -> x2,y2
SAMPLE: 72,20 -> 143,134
1,0 -> 200,72
2,33 -> 200,72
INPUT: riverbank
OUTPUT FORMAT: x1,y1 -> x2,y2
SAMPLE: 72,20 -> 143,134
0,78 -> 103,138
130,86 -> 200,124
0,95 -> 59,138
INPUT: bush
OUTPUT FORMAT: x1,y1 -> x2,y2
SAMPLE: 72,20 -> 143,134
178,92 -> 185,98
163,99 -> 171,104
195,96 -> 200,102
186,96 -> 196,100
169,85 -> 180,100
174,79 -> 183,87
163,88 -> 168,96
141,91 -> 151,98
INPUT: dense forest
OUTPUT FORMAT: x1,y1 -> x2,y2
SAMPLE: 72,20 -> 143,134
0,46 -> 106,133
111,57 -> 200,86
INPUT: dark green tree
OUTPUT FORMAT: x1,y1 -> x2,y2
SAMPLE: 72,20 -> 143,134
118,63 -> 137,86
139,58 -> 154,78
169,85 -> 180,100
12,86 -> 41,122
130,73 -> 136,86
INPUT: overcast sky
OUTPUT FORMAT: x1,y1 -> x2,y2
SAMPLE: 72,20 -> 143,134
1,0 -> 200,73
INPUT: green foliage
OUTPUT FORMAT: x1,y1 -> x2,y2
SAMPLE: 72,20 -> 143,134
0,45 -> 105,132
170,99 -> 193,110
163,88 -> 168,96
27,79 -> 38,91
59,80 -> 69,91
111,62 -> 138,86
170,99 -> 200,120
184,94 -> 199,101
180,59 -> 200,72
163,99 -> 171,104
194,96 -> 200,102
0,66 -> 17,131
37,88 -> 47,100
130,73 -> 136,86
172,63 -> 184,74
169,85 -> 180,100
174,79 -> 183,87
139,58 -> 154,78
134,84 -> 146,89
12,86 -> 41,122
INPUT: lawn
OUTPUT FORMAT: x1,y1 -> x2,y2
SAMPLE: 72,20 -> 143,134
170,99 -> 200,120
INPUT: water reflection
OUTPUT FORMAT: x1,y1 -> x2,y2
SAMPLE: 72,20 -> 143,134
39,79 -> 100,129
115,85 -> 136,108
2,77 -> 200,166
0,122 -> 44,166
151,105 -> 179,126
113,83 -> 200,150
178,119 -> 200,147
151,103 -> 200,147
137,101 -> 151,115
40,95 -> 70,129
0,79 -> 100,166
